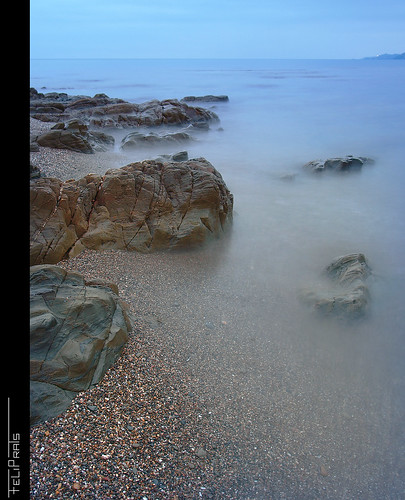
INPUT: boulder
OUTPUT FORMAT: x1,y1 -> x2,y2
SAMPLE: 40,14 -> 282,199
34,129 -> 94,153
299,253 -> 372,319
303,156 -> 374,174
30,158 -> 233,264
30,265 -> 132,425
32,119 -> 115,153
120,131 -> 192,150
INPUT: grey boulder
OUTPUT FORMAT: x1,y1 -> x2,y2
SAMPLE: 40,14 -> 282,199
30,265 -> 132,425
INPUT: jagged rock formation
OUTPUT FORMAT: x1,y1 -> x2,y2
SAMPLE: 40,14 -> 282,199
303,156 -> 374,174
30,158 -> 233,265
299,253 -> 372,319
30,265 -> 132,425
30,88 -> 219,128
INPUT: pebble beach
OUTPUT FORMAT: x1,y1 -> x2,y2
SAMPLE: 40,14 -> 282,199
30,117 -> 404,499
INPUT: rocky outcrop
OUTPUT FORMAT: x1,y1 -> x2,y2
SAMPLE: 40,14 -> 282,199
30,88 -> 219,128
30,265 -> 132,425
30,158 -> 233,265
303,156 -> 374,174
299,253 -> 372,319
181,95 -> 229,102
120,131 -> 192,151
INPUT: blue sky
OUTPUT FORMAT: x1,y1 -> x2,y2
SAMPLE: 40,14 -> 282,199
30,0 -> 405,59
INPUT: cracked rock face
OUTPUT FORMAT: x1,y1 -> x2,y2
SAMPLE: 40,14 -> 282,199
299,253 -> 372,319
30,265 -> 132,425
30,158 -> 233,265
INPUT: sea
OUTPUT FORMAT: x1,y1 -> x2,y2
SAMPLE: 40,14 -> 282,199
30,58 -> 405,497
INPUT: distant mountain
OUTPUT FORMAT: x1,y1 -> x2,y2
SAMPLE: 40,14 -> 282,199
364,53 -> 405,60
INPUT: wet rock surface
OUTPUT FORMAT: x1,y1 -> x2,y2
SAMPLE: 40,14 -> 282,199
30,264 -> 132,425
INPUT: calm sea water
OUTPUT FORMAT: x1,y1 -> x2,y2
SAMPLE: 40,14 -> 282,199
30,57 -> 405,319
30,58 -> 405,496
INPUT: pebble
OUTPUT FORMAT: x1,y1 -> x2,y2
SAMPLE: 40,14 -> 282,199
196,447 -> 208,458
320,465 -> 329,477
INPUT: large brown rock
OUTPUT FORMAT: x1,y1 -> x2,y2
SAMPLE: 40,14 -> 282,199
30,265 -> 132,425
30,158 -> 233,264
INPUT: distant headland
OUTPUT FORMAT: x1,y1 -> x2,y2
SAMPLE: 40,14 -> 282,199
363,52 -> 405,60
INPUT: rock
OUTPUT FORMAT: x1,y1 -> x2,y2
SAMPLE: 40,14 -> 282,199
30,140 -> 40,152
326,253 -> 371,285
181,95 -> 229,102
303,156 -> 374,174
155,151 -> 189,162
195,447 -> 207,458
120,131 -> 192,151
30,380 -> 76,426
33,119 -> 115,153
299,253 -> 372,319
30,265 -> 132,425
320,465 -> 329,476
30,158 -> 233,264
30,163 -> 41,179
30,88 -> 219,128
35,129 -> 94,153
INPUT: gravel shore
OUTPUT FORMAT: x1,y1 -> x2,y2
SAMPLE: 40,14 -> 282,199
30,119 -> 404,499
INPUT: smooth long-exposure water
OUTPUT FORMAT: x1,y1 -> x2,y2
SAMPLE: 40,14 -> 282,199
30,58 -> 405,498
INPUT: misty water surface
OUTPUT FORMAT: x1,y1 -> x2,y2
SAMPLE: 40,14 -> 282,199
31,58 -> 405,497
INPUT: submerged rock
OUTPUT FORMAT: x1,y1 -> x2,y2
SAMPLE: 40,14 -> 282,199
299,253 -> 372,319
303,156 -> 374,174
30,158 -> 233,264
181,95 -> 229,102
30,265 -> 132,425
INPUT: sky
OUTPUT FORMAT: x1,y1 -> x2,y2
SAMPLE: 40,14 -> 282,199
30,0 -> 405,59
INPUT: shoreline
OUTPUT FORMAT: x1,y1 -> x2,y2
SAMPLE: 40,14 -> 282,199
30,114 -> 404,498
29,121 -> 325,496
30,247 -> 329,499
